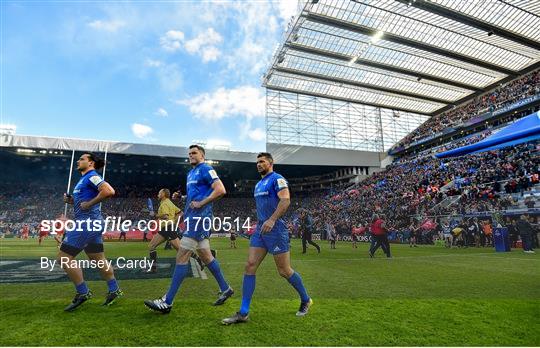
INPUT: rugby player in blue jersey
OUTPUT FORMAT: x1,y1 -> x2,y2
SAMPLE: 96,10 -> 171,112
144,145 -> 233,313
222,152 -> 312,325
60,153 -> 122,311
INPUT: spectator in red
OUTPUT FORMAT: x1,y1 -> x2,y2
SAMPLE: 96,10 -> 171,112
369,214 -> 391,258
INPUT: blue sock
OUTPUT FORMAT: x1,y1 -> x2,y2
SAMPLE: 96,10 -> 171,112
239,274 -> 256,315
207,259 -> 229,292
75,281 -> 89,294
165,263 -> 189,305
287,272 -> 309,303
107,278 -> 119,292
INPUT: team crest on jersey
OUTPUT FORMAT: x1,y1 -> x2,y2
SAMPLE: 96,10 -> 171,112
277,178 -> 288,189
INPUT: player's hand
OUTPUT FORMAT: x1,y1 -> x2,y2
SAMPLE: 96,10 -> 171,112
261,218 -> 276,234
63,194 -> 73,204
80,201 -> 92,210
190,200 -> 204,209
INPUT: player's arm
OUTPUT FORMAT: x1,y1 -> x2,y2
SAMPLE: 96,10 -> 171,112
80,182 -> 115,210
261,188 -> 290,233
190,179 -> 226,209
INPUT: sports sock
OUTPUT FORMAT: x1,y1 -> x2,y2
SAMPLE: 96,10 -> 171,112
107,278 -> 119,292
165,263 -> 189,305
207,259 -> 229,292
239,274 -> 256,315
75,281 -> 89,294
287,271 -> 309,303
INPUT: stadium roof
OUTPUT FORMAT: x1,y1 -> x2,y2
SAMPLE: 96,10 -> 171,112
263,0 -> 540,116
0,134 -> 258,163
0,134 -> 384,167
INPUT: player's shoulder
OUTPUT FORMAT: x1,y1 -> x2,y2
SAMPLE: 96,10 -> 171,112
85,170 -> 103,185
200,162 -> 214,170
271,172 -> 289,189
271,172 -> 286,181
201,163 -> 219,179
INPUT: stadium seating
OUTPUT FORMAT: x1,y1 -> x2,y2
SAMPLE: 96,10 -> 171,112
391,70 -> 540,151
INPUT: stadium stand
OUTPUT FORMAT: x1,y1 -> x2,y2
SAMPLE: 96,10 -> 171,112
391,70 -> 540,151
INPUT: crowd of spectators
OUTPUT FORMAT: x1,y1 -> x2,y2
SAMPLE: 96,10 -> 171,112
392,69 -> 540,150
291,139 -> 540,244
1,137 -> 539,242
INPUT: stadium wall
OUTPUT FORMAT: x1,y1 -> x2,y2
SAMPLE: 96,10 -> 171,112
267,143 -> 383,167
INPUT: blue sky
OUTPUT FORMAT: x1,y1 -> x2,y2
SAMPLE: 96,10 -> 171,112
2,0 -> 298,152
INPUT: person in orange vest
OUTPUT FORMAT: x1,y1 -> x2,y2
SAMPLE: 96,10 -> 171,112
369,214 -> 391,258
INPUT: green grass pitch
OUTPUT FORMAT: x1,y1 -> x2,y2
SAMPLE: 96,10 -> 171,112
1,238 -> 539,346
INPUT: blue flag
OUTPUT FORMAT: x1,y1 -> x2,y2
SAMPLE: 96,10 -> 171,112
147,198 -> 154,214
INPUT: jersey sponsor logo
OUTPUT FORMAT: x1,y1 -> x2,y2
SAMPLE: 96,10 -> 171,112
208,169 -> 218,179
277,178 -> 288,189
254,191 -> 269,197
89,175 -> 103,186
187,180 -> 198,185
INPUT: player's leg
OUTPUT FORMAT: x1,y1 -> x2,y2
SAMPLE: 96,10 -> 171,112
273,251 -> 312,316
58,249 -> 85,289
222,246 -> 267,325
58,245 -> 92,311
148,233 -> 166,273
307,235 -> 321,253
301,235 -> 307,253
196,240 -> 233,305
169,237 -> 180,250
86,246 -> 123,306
369,235 -> 381,257
85,228 -> 122,305
144,238 -> 193,313
381,235 -> 391,258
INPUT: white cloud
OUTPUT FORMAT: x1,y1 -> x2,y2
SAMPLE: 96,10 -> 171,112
144,59 -> 163,68
184,28 -> 223,63
239,118 -> 266,142
160,30 -> 185,52
208,2 -> 286,78
277,0 -> 299,23
201,46 -> 221,63
155,108 -> 168,117
178,85 -> 265,121
205,139 -> 232,150
160,27 -> 222,62
87,19 -> 126,32
144,58 -> 183,93
131,123 -> 153,138
157,63 -> 183,93
185,28 -> 222,54
248,127 -> 265,141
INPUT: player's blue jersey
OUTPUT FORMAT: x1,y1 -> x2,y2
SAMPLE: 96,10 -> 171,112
72,169 -> 104,220
183,162 -> 219,240
254,172 -> 289,235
